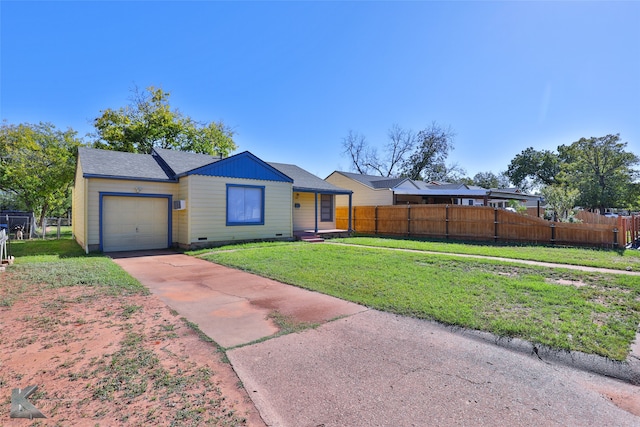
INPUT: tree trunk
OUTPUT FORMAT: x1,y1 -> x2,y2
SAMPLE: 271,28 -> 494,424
38,202 -> 49,237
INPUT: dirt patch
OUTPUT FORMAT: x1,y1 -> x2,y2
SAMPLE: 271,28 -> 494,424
0,276 -> 265,426
546,278 -> 589,287
581,381 -> 640,417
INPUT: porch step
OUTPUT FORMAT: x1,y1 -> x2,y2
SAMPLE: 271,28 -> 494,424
301,236 -> 325,243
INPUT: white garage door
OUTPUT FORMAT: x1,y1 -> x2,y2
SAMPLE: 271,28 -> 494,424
103,196 -> 169,252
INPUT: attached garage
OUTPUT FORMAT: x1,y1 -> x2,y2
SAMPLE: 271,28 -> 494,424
100,194 -> 171,252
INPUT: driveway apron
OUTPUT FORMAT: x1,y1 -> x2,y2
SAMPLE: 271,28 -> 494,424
113,251 -> 640,427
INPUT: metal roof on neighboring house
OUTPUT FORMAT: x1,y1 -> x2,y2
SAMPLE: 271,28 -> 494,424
392,188 -> 489,197
329,170 -> 537,201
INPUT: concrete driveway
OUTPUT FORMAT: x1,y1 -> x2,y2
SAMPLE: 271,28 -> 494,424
113,251 -> 640,427
111,250 -> 365,348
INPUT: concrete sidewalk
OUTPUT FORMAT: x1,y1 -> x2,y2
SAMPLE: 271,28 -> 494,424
113,250 -> 640,426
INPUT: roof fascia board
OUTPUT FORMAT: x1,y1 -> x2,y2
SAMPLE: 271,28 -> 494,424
83,173 -> 177,183
293,186 -> 353,194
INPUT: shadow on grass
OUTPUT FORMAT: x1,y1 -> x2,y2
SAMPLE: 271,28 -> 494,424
352,233 -> 631,255
8,238 -> 89,259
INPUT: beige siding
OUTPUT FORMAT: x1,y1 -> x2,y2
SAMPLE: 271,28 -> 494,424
293,192 -> 336,231
174,177 -> 190,245
85,178 -> 179,248
187,175 -> 292,244
71,162 -> 87,252
293,192 -> 315,231
326,173 -> 393,207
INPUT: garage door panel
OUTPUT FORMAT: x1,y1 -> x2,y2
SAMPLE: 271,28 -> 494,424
103,196 -> 168,252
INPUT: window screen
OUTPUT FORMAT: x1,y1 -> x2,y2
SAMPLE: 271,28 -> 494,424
227,185 -> 264,225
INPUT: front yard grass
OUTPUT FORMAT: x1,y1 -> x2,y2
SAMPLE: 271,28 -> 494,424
198,242 -> 640,361
4,237 -> 145,298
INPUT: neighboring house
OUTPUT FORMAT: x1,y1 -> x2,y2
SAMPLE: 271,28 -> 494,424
72,147 -> 351,252
326,171 -> 533,207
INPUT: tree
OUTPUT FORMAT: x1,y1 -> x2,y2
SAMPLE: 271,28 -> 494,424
92,86 -> 236,156
341,130 -> 374,175
341,124 -> 414,177
541,185 -> 580,222
560,134 -> 638,214
401,123 -> 458,181
505,147 -> 560,192
341,122 -> 460,181
471,171 -> 511,189
0,122 -> 81,225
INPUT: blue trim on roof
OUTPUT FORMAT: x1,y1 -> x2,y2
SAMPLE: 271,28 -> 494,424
183,151 -> 293,183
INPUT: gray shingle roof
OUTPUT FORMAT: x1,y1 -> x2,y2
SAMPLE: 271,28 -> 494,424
153,148 -> 221,176
268,163 -> 351,193
78,147 -> 173,181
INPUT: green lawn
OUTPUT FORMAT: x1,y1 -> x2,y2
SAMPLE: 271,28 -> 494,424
2,236 -> 145,305
197,242 -> 640,361
332,236 -> 640,271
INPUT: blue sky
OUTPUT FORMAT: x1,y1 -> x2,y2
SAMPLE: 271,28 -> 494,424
1,1 -> 639,180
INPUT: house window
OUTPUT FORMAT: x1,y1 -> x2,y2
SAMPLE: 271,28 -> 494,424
321,194 -> 333,222
468,200 -> 474,206
227,184 -> 264,225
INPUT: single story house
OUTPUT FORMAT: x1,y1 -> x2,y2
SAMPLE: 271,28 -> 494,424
325,171 -> 534,207
72,147 -> 352,252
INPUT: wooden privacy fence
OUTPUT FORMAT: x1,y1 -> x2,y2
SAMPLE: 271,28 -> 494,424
620,215 -> 640,247
336,205 -> 625,248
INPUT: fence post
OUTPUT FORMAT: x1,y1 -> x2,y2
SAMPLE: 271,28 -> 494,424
407,205 -> 411,237
352,207 -> 357,233
375,206 -> 378,235
494,208 -> 499,242
445,205 -> 449,239
613,227 -> 619,248
550,222 -> 556,245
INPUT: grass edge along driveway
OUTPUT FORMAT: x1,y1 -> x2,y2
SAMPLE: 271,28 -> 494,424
195,241 -> 640,362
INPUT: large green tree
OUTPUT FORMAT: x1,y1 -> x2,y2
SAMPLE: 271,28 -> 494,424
469,171 -> 511,189
92,86 -> 236,156
506,134 -> 638,213
0,122 -> 81,225
559,134 -> 638,213
505,147 -> 560,192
